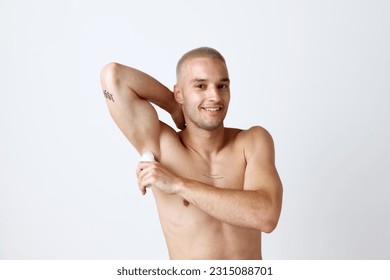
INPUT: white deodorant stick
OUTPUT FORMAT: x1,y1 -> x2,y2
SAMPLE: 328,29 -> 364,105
140,151 -> 155,192
140,151 -> 155,162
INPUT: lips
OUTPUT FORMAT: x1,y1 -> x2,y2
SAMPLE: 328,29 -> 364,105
204,107 -> 221,111
201,105 -> 223,112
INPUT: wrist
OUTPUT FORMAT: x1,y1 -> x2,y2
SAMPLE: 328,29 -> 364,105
170,102 -> 185,130
173,177 -> 187,196
150,88 -> 175,112
167,97 -> 179,115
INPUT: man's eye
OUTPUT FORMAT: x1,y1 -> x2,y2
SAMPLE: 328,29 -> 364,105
218,84 -> 228,89
195,84 -> 206,89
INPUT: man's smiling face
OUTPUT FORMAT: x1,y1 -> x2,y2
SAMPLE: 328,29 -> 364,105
176,57 -> 230,131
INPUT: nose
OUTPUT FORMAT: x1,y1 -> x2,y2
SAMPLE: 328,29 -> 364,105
207,86 -> 222,101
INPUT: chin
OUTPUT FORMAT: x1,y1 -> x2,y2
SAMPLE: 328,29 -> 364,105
198,121 -> 224,131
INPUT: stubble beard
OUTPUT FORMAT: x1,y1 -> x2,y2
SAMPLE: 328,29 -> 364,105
184,105 -> 226,131
198,119 -> 224,131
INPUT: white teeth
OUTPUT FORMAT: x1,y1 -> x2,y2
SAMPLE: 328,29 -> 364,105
205,108 -> 220,111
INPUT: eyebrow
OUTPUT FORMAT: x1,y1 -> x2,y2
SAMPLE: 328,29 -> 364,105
190,78 -> 230,83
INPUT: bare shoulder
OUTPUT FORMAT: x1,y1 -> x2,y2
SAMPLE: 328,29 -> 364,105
232,126 -> 275,161
233,126 -> 274,146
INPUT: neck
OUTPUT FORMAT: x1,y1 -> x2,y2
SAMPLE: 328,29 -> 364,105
180,124 -> 226,158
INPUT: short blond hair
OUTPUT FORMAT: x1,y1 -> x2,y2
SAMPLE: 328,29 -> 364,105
176,47 -> 226,82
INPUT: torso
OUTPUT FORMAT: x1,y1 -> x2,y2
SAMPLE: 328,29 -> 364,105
152,123 -> 262,259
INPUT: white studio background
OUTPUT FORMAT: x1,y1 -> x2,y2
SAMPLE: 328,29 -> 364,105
0,0 -> 389,260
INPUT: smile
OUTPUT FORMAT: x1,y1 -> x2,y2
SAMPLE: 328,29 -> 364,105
203,107 -> 222,111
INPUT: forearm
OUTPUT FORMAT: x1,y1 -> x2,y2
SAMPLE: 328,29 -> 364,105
175,179 -> 278,232
102,62 -> 177,115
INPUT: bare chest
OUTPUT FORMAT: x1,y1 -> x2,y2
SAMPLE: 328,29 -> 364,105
164,149 -> 246,190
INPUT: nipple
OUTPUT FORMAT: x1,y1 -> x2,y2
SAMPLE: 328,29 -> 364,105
183,199 -> 190,207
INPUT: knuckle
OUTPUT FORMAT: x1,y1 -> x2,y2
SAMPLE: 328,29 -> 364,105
150,169 -> 158,176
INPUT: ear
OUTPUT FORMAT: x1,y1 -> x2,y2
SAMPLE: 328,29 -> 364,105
173,84 -> 183,104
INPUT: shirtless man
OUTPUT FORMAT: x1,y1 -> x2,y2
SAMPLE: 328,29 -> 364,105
100,47 -> 283,259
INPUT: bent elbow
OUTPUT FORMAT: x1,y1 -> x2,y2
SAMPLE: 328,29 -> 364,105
260,218 -> 278,234
100,62 -> 122,87
253,211 -> 280,233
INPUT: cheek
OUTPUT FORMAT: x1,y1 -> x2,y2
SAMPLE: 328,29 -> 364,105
183,102 -> 197,114
223,93 -> 231,105
182,91 -> 202,105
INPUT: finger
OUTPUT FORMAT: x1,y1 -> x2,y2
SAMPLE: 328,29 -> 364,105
137,165 -> 155,185
138,173 -> 147,195
139,179 -> 152,195
136,161 -> 153,177
140,183 -> 147,195
138,169 -> 154,194
136,162 -> 160,195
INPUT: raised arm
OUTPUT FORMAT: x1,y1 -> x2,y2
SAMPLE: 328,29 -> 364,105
100,63 -> 184,158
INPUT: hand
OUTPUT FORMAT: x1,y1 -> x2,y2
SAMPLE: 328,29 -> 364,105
136,161 -> 181,195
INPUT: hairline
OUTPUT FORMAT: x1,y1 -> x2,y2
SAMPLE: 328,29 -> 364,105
176,47 -> 227,83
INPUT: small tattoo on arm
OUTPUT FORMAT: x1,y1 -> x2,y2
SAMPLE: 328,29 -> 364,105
103,89 -> 115,102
